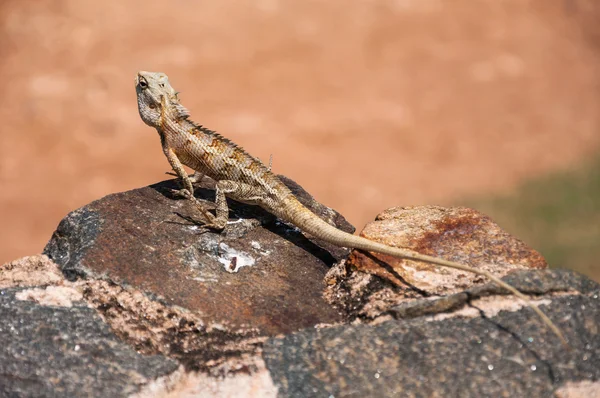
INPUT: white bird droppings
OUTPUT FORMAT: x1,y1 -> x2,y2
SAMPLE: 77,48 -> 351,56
218,243 -> 256,273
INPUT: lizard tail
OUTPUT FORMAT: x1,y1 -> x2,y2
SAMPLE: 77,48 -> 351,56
281,196 -> 568,347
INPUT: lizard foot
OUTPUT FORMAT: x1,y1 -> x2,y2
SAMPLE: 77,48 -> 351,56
197,223 -> 227,232
169,189 -> 224,229
196,211 -> 227,231
169,188 -> 194,200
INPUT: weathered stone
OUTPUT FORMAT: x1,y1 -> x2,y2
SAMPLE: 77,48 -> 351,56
79,278 -> 264,373
44,177 -> 349,336
555,380 -> 600,398
264,270 -> 600,397
9,185 -> 596,397
326,206 -> 550,319
131,357 -> 278,398
0,287 -> 178,398
0,255 -> 63,288
0,255 -> 265,376
351,206 -> 546,290
386,269 -> 599,320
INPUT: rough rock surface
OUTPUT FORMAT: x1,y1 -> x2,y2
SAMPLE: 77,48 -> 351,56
351,206 -> 547,290
44,177 -> 350,336
0,286 -> 178,397
0,180 -> 598,396
0,254 -> 64,288
0,255 -> 267,384
325,206 -> 550,319
264,270 -> 600,397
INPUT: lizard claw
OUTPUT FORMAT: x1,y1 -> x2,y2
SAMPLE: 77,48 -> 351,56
170,188 -> 193,200
197,223 -> 226,233
175,196 -> 226,230
195,209 -> 227,231
199,220 -> 227,231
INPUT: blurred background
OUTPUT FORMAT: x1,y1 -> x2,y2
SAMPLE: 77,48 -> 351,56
1,0 -> 599,280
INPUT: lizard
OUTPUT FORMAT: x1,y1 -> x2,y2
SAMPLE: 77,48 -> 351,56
134,70 -> 567,346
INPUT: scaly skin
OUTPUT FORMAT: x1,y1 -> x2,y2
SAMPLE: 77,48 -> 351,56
135,71 -> 566,346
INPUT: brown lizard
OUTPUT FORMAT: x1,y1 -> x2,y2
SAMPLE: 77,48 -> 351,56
134,71 -> 566,345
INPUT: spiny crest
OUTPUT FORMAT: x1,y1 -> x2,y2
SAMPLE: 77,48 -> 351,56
171,101 -> 190,119
185,118 -> 270,170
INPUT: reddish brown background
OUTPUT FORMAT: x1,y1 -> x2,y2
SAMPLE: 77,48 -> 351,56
1,0 -> 599,264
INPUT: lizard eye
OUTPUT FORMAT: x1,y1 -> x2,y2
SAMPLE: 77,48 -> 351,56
139,79 -> 148,89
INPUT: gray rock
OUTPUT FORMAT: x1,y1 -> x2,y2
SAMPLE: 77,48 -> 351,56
26,179 -> 600,397
0,287 -> 178,398
263,269 -> 600,397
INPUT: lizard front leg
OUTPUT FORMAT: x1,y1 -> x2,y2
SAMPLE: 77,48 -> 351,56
162,144 -> 195,198
161,141 -> 217,225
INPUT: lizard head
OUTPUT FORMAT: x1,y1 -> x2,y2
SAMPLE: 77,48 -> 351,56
135,71 -> 184,128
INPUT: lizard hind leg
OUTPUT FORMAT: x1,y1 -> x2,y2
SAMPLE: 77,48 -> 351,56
201,180 -> 271,230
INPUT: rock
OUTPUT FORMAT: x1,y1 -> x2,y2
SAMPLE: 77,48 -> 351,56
385,269 -> 597,320
0,254 -> 269,388
0,286 -> 178,397
78,277 -> 264,373
44,177 -> 350,335
0,255 -> 64,288
325,206 -> 550,319
555,380 -> 600,398
3,184 -> 597,397
264,270 -> 600,397
132,357 -> 278,398
351,206 -> 547,290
